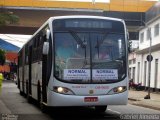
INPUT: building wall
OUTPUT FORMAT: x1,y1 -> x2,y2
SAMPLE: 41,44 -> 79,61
5,52 -> 18,64
146,2 -> 160,22
0,52 -> 18,73
136,51 -> 160,89
0,65 -> 10,72
139,19 -> 160,50
128,52 -> 137,82
137,16 -> 160,89
135,54 -> 143,84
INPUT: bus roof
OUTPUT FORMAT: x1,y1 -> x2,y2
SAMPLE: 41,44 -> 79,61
49,15 -> 124,22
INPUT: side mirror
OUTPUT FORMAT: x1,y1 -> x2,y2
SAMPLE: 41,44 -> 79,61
77,44 -> 80,49
127,30 -> 129,40
43,42 -> 49,55
128,40 -> 132,53
46,29 -> 51,40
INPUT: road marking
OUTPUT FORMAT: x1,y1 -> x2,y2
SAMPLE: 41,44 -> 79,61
107,109 -> 121,114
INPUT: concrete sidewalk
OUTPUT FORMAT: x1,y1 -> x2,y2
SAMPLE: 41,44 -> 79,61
0,81 -> 12,114
0,98 -> 11,113
128,90 -> 160,111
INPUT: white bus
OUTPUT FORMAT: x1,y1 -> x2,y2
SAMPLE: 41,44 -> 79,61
18,15 -> 129,113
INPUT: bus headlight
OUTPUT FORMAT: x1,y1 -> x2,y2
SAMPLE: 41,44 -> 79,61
53,86 -> 75,95
107,86 -> 127,95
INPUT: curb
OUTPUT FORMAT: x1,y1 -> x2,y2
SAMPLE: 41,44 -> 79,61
128,98 -> 160,111
128,98 -> 140,101
131,102 -> 160,111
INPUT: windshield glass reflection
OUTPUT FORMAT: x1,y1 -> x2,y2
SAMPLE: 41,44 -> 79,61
54,32 -> 126,83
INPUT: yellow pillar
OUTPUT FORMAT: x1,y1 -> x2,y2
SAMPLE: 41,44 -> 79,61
0,73 -> 4,94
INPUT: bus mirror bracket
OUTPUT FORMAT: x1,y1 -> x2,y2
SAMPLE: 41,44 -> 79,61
127,31 -> 129,40
43,42 -> 49,55
46,29 -> 50,40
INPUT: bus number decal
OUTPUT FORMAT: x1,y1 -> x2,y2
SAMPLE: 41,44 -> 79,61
95,86 -> 109,89
72,86 -> 87,89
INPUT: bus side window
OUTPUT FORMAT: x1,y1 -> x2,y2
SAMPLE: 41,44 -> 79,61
39,35 -> 43,46
43,33 -> 47,42
25,44 -> 29,64
37,34 -> 40,47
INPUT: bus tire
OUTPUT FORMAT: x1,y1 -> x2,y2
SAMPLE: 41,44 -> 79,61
27,94 -> 32,103
95,106 -> 107,113
37,82 -> 41,106
20,90 -> 23,96
39,87 -> 48,112
40,92 -> 48,113
24,82 -> 28,98
40,102 -> 48,113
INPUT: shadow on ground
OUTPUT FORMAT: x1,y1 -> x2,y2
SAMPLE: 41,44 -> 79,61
46,107 -> 120,120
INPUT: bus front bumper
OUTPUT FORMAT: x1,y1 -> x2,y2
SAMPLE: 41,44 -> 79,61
47,90 -> 128,107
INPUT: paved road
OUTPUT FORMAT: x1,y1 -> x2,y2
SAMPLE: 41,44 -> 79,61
0,81 -> 160,120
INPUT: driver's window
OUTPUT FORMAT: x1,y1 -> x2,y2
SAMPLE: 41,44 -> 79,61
56,33 -> 75,61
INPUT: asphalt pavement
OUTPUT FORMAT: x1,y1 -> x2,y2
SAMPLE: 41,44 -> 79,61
0,80 -> 160,120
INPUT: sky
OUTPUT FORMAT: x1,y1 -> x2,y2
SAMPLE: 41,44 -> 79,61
0,34 -> 31,48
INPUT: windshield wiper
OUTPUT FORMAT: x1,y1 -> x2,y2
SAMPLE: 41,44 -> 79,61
69,30 -> 86,48
94,32 -> 110,48
69,30 -> 87,60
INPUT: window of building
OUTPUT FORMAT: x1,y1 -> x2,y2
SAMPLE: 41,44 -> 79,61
140,32 -> 144,43
129,68 -> 131,79
133,67 -> 135,82
129,60 -> 132,65
133,58 -> 136,64
154,59 -> 158,88
137,62 -> 140,83
154,24 -> 159,37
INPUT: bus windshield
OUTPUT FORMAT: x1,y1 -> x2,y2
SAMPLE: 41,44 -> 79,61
54,31 -> 126,83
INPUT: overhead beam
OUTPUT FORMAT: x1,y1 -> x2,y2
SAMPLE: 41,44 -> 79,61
0,26 -> 38,35
0,8 -> 104,34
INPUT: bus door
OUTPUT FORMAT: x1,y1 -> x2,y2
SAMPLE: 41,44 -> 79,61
17,55 -> 20,89
22,49 -> 25,93
28,46 -> 32,95
42,34 -> 48,103
42,31 -> 52,103
42,52 -> 47,103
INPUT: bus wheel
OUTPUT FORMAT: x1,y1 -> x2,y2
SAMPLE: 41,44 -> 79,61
37,82 -> 41,106
27,94 -> 32,103
40,102 -> 48,113
40,92 -> 48,113
25,82 -> 28,98
95,106 -> 107,113
19,90 -> 23,96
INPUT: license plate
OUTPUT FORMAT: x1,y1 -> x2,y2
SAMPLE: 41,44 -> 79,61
84,97 -> 98,102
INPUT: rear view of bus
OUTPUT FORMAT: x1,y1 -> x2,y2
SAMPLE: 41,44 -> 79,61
47,16 -> 128,112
